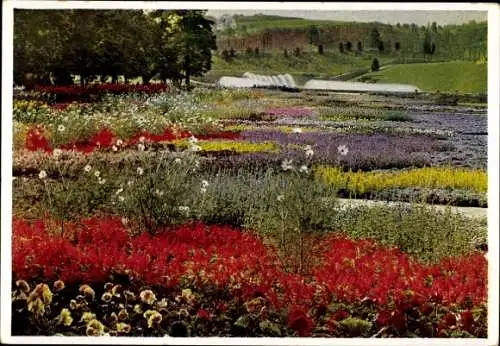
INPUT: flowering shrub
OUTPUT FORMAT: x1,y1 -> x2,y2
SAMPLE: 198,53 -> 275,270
12,217 -> 488,337
32,84 -> 170,102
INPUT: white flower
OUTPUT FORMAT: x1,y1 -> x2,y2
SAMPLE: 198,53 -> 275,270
84,164 -> 92,173
39,170 -> 47,179
155,189 -> 164,197
94,171 -> 100,178
305,149 -> 314,159
118,196 -> 125,202
174,158 -> 182,164
337,144 -> 349,156
53,148 -> 62,159
281,158 -> 293,171
112,145 -> 118,152
178,206 -> 190,213
299,165 -> 309,173
201,180 -> 209,188
188,136 -> 198,144
121,217 -> 128,225
194,160 -> 200,168
137,143 -> 145,152
190,145 -> 201,152
292,127 -> 302,133
127,180 -> 134,187
116,139 -> 123,146
304,145 -> 312,151
137,167 -> 144,176
139,136 -> 146,143
98,178 -> 106,185
277,195 -> 284,202
200,187 -> 207,194
57,124 -> 66,132
115,188 -> 124,195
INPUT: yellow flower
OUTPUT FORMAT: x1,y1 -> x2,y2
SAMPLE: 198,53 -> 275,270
86,319 -> 105,336
16,280 -> 30,293
115,322 -> 131,334
80,311 -> 96,323
27,297 -> 45,316
79,284 -> 95,300
101,292 -> 112,303
124,290 -> 136,301
53,280 -> 65,292
139,289 -> 156,305
58,308 -> 73,326
118,309 -> 129,321
104,282 -> 114,291
145,310 -> 162,328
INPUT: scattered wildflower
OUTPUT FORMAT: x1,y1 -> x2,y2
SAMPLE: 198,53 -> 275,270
174,158 -> 182,164
277,195 -> 284,202
127,180 -> 134,186
200,187 -> 207,194
201,180 -> 209,188
137,167 -> 144,176
86,319 -> 105,336
139,289 -> 156,305
101,292 -> 112,303
98,178 -> 106,185
94,171 -> 100,178
118,196 -> 125,202
16,280 -> 30,293
138,143 -> 145,152
116,322 -> 131,334
179,206 -> 190,214
53,280 -> 65,292
58,308 -> 73,326
188,136 -> 198,144
190,144 -> 201,152
112,145 -> 118,152
145,310 -> 162,328
84,164 -> 92,173
281,158 -> 294,171
139,136 -> 146,143
116,139 -> 123,146
80,312 -> 96,323
292,127 -> 303,133
299,165 -> 309,174
57,124 -> 66,132
337,144 -> 349,156
115,188 -> 124,195
121,217 -> 128,225
39,170 -> 47,179
79,284 -> 95,300
118,309 -> 129,321
53,148 -> 62,159
155,189 -> 164,197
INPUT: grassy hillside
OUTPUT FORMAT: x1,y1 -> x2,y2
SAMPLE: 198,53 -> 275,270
354,61 -> 487,94
203,52 -> 395,85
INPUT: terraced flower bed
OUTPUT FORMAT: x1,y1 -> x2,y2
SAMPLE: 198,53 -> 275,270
11,87 -> 488,338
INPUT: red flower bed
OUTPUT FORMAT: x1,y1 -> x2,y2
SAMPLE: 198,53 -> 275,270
12,216 -> 487,311
32,84 -> 170,102
25,127 -> 192,154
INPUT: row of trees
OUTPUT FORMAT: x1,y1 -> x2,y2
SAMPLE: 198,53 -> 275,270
14,10 -> 217,87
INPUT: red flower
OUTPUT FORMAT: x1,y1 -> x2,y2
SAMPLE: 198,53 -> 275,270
288,307 -> 314,336
460,310 -> 474,331
375,310 -> 391,327
197,308 -> 211,320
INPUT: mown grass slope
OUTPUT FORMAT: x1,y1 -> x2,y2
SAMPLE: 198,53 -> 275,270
354,61 -> 487,94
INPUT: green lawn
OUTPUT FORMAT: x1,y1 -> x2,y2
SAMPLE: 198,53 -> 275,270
204,52 -> 389,85
355,61 -> 487,94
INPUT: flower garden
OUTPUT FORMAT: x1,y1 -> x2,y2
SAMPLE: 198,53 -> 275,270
11,85 -> 488,338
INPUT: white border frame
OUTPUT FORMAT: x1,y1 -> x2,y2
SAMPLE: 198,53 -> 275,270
1,2 -> 499,345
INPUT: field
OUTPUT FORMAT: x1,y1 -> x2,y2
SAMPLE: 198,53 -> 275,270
355,61 -> 487,94
11,85 -> 488,338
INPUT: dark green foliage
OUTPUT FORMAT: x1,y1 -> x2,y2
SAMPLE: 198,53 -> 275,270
371,58 -> 380,72
339,42 -> 344,53
345,41 -> 352,52
14,9 -> 216,88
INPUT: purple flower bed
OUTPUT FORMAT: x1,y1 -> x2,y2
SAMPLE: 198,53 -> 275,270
265,107 -> 314,117
239,130 -> 436,170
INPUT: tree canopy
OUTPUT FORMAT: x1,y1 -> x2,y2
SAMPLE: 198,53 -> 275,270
14,9 -> 216,87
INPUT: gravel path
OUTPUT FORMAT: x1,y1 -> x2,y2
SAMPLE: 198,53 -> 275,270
336,198 -> 487,219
